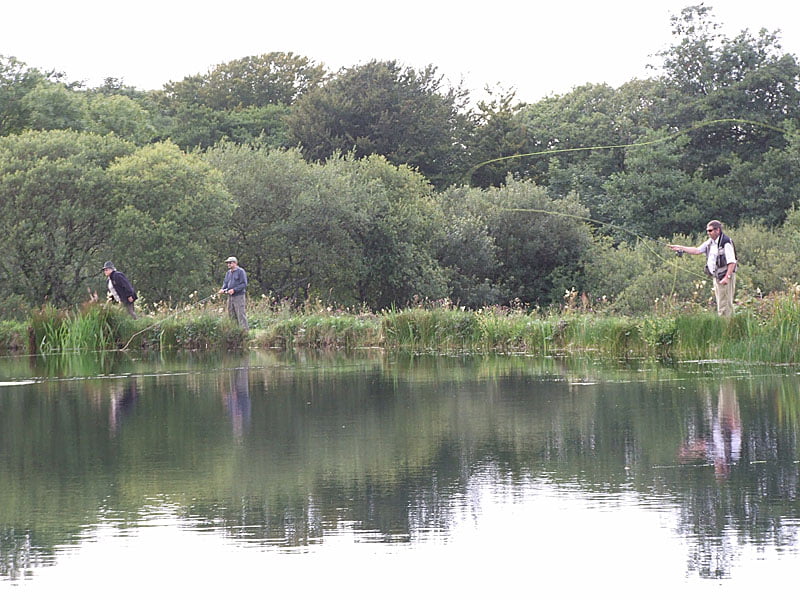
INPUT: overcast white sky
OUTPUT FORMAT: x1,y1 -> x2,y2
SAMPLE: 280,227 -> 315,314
4,1 -> 800,103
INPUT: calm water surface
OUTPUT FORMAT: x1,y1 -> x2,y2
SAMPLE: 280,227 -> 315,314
1,350 -> 799,596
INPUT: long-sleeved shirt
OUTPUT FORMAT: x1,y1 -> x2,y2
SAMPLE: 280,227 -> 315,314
222,266 -> 248,296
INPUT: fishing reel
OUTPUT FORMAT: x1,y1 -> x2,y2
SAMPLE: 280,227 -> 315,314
675,249 -> 684,257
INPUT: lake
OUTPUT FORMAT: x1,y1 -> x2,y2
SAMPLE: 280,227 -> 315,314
1,350 -> 799,596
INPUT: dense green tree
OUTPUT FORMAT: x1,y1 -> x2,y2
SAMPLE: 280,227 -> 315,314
506,83 -> 644,185
106,142 -> 233,303
152,53 -> 322,150
160,52 -> 326,110
205,146 -> 447,308
1,56 -> 45,135
204,145 -> 364,303
468,88 -> 529,188
601,131 -> 705,239
86,93 -> 157,144
0,130 -> 136,305
490,80 -> 670,225
20,81 -> 87,131
479,178 -> 593,305
159,102 -> 290,150
656,5 -> 800,176
435,186 -> 505,306
286,60 -> 472,189
335,154 -> 448,306
706,129 -> 800,227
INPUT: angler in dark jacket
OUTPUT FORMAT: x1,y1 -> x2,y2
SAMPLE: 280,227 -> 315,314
102,261 -> 138,319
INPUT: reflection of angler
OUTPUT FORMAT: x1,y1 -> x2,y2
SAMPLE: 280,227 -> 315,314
677,382 -> 742,479
109,379 -> 138,433
225,368 -> 251,437
711,382 -> 741,477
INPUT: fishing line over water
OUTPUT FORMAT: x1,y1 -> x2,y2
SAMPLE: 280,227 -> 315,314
467,117 -> 791,281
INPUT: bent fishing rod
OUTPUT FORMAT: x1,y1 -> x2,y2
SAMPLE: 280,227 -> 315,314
119,290 -> 221,351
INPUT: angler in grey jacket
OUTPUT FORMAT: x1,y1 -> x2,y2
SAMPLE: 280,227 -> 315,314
219,256 -> 248,329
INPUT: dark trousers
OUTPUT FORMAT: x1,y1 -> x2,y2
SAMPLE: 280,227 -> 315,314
123,301 -> 137,319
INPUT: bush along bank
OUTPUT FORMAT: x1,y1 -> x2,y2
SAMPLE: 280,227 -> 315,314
3,294 -> 800,363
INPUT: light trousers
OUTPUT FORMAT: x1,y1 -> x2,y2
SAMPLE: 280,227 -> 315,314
713,273 -> 736,317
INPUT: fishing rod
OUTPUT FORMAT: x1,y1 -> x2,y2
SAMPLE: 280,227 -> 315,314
119,291 -> 221,351
118,276 -> 313,351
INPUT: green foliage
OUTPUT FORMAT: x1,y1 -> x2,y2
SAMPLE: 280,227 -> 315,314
0,320 -> 27,352
560,315 -> 644,356
204,145 -> 364,302
205,146 -> 448,309
159,314 -> 247,349
86,93 -> 157,143
1,55 -> 52,135
479,178 -> 593,305
28,302 -> 139,353
259,313 -> 382,349
0,130 -> 136,306
161,52 -> 325,110
382,307 -> 476,350
639,316 -> 678,357
469,88 -> 529,188
154,101 -> 291,150
435,186 -> 504,307
153,52 -> 321,150
286,60 -> 472,188
334,154 -> 448,308
20,82 -> 87,131
601,131 -> 705,239
107,141 -> 233,304
656,5 -> 800,178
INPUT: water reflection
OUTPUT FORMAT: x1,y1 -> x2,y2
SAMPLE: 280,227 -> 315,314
679,381 -> 742,479
109,379 -> 139,434
222,366 -> 251,439
1,352 -> 800,587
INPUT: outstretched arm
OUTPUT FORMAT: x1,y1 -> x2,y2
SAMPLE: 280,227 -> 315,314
668,244 -> 703,255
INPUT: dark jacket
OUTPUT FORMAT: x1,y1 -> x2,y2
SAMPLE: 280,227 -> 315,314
222,267 -> 248,296
110,270 -> 137,304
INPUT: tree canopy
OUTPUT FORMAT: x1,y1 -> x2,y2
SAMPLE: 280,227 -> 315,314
3,6 -> 800,316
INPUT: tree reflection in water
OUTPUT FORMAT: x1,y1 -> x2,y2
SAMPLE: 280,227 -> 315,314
1,353 -> 800,583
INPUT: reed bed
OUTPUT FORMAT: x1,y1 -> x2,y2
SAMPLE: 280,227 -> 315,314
5,292 -> 800,364
29,303 -> 139,353
257,313 -> 382,349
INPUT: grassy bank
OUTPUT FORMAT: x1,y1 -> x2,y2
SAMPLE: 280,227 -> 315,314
3,293 -> 800,363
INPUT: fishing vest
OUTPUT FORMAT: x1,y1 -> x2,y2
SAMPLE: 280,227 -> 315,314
705,233 -> 736,279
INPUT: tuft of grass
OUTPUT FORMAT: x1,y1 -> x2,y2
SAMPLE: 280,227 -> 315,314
28,303 -> 140,353
159,314 -> 248,350
0,320 -> 27,353
260,313 -> 382,349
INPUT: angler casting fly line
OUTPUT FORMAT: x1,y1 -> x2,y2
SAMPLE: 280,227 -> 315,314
463,117 -> 790,290
466,118 -> 789,182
